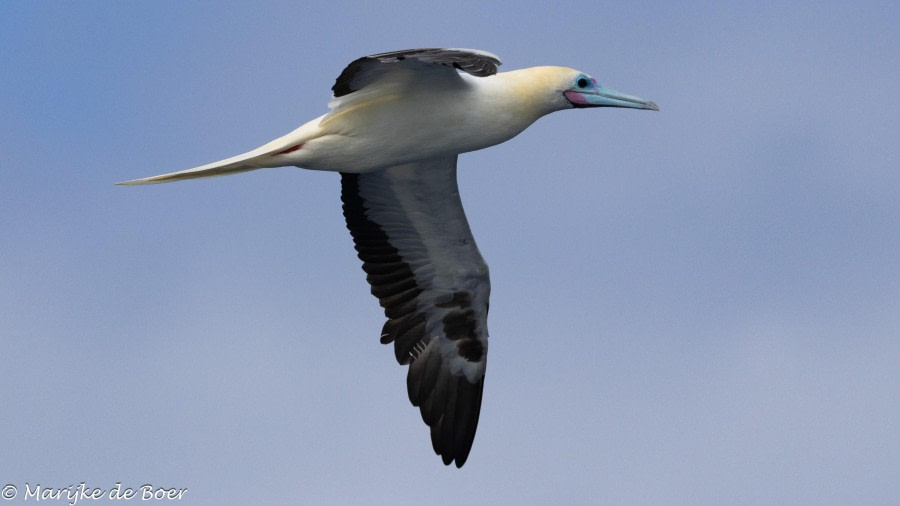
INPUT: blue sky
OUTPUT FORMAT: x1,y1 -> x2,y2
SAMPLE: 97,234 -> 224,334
2,1 -> 899,504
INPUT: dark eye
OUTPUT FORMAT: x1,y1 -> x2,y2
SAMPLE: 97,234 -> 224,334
576,77 -> 589,88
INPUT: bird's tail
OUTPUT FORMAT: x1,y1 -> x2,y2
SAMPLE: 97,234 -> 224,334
116,119 -> 321,185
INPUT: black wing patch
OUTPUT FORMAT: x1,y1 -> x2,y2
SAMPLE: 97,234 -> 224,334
332,48 -> 502,97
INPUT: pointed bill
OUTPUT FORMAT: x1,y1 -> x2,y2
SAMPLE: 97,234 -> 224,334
564,85 -> 659,111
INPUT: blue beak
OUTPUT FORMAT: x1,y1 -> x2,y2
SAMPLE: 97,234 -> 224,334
565,86 -> 659,111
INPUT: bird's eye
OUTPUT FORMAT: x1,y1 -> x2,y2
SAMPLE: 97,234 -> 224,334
576,77 -> 590,88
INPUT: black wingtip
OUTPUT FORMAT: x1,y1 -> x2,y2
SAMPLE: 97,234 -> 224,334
425,375 -> 484,468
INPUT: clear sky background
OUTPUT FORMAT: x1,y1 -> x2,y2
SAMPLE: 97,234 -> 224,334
2,1 -> 898,505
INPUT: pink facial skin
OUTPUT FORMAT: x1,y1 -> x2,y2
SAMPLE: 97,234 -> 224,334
564,90 -> 591,105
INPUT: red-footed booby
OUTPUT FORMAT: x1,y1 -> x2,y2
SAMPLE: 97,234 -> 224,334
119,48 -> 658,467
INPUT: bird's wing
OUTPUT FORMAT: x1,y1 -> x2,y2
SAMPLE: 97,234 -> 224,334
331,48 -> 501,98
340,156 -> 489,467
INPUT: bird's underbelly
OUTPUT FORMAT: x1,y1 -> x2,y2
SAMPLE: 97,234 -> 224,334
290,96 -> 532,172
298,132 -> 504,173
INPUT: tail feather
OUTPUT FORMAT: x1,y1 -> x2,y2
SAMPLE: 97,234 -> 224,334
116,149 -> 272,185
117,117 -> 323,185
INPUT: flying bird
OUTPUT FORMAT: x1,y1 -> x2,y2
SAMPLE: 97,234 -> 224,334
119,48 -> 658,467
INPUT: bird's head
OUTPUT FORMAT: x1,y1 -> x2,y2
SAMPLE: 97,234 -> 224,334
562,69 -> 658,111
510,66 -> 658,116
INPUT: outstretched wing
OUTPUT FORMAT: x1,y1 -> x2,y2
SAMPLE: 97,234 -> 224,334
340,157 -> 489,467
332,48 -> 501,98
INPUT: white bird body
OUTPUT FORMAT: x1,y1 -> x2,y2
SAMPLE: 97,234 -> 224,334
310,69 -> 559,168
129,67 -> 582,180
120,48 -> 657,467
